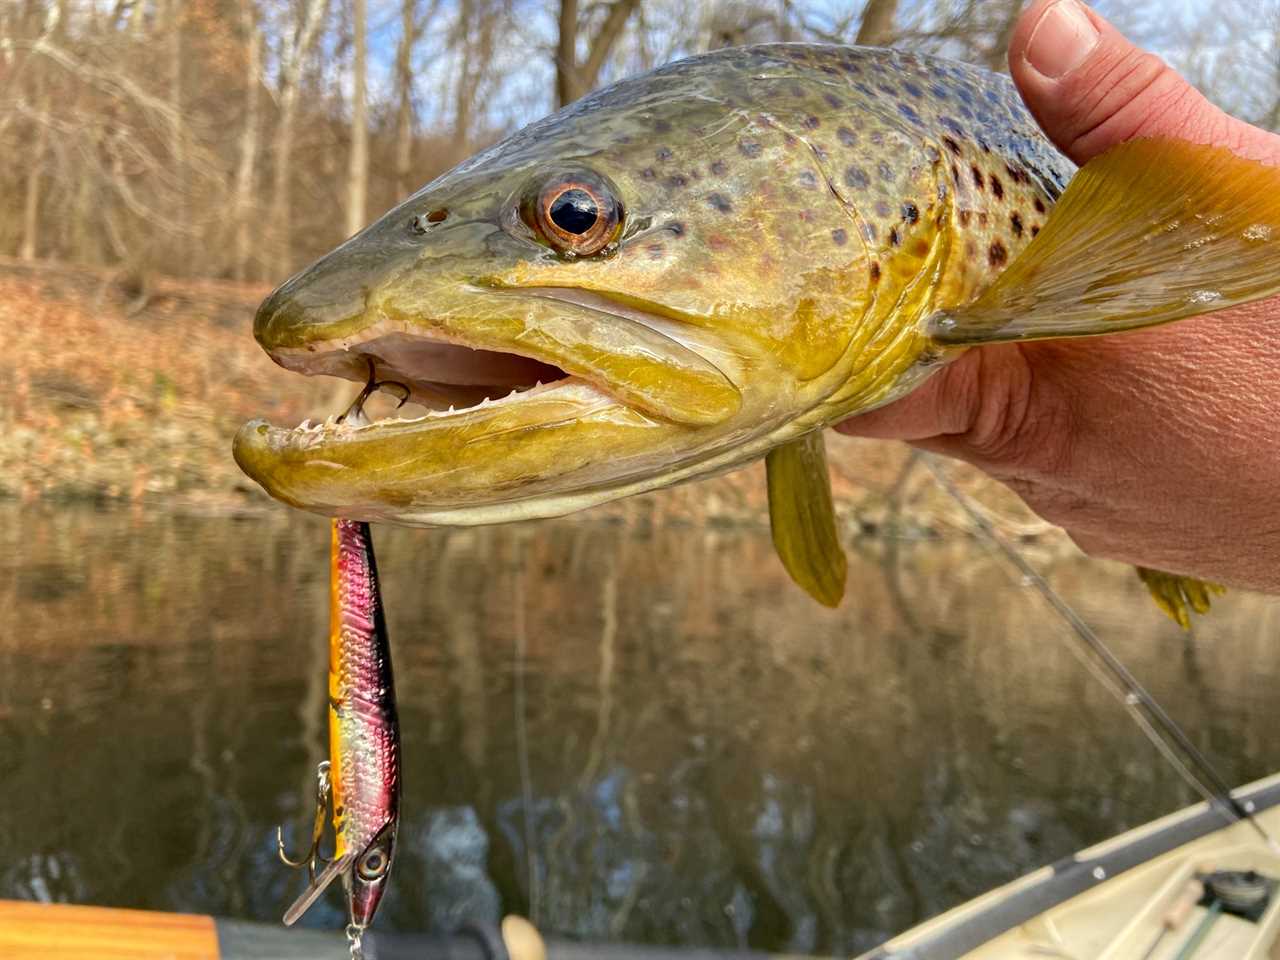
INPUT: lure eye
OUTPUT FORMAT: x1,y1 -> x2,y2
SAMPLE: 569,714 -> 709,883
357,847 -> 390,881
525,171 -> 623,257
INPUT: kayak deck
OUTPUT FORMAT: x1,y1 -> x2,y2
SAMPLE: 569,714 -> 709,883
865,772 -> 1280,960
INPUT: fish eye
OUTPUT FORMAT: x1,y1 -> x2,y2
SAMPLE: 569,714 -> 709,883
524,171 -> 622,257
357,847 -> 389,881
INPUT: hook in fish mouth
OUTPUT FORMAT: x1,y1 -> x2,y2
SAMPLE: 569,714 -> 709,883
338,359 -> 412,427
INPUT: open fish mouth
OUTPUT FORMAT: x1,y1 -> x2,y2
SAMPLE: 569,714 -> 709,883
233,283 -> 749,524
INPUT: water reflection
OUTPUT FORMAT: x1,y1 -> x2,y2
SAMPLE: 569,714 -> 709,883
1,500 -> 1279,955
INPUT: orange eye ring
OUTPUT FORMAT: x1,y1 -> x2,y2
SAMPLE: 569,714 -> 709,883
525,171 -> 623,257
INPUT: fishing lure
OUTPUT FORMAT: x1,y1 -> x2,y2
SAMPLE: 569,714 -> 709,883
277,516 -> 401,953
278,369 -> 407,954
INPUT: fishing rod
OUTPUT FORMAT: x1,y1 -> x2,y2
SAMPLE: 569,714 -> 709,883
922,455 -> 1279,850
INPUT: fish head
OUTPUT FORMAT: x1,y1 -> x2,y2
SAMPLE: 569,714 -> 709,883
346,818 -> 396,929
235,47 -> 927,525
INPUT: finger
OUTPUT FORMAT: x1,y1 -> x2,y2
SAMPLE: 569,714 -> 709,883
1008,0 -> 1277,165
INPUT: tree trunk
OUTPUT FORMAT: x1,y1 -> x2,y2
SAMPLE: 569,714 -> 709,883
19,117 -> 47,260
854,0 -> 898,46
346,0 -> 368,238
556,0 -> 640,107
393,0 -> 417,198
268,0 -> 328,278
555,0 -> 579,108
233,0 -> 261,282
168,0 -> 186,274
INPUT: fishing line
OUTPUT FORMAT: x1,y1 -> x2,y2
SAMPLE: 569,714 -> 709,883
922,455 -> 1278,850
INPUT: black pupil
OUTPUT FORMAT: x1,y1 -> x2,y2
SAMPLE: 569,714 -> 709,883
365,853 -> 382,870
549,189 -> 599,235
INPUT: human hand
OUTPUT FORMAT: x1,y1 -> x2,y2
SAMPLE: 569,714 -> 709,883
837,0 -> 1280,593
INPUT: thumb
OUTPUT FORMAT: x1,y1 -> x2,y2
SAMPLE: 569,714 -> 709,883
1009,0 -> 1277,164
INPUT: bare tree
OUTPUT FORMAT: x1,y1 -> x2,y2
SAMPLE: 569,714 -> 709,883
233,0 -> 263,281
555,0 -> 642,106
267,0 -> 329,277
854,0 -> 898,45
346,0 -> 368,238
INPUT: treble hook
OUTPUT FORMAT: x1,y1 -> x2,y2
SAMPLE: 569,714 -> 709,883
338,358 -> 411,424
277,760 -> 333,881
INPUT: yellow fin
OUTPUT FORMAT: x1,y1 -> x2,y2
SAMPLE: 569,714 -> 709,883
765,432 -> 847,607
930,139 -> 1280,344
1135,566 -> 1225,630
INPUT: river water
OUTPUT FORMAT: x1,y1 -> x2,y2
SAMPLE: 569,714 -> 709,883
2,500 -> 1278,956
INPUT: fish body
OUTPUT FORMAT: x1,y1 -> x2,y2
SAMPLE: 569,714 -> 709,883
282,518 -> 400,929
233,45 -> 1069,522
234,44 -> 1280,620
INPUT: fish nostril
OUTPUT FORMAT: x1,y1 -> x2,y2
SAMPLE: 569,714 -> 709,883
409,209 -> 448,235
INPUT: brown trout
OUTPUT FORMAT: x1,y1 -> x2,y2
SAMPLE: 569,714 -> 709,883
277,516 -> 400,937
233,44 -> 1280,625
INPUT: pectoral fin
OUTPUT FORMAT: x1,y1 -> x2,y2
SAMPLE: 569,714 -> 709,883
282,853 -> 353,926
765,432 -> 847,607
1136,566 -> 1225,630
929,139 -> 1280,345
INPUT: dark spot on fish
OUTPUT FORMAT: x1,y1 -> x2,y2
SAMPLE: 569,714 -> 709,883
1010,212 -> 1023,237
821,65 -> 839,76
941,117 -> 965,137
656,147 -> 673,162
913,239 -> 929,257
988,240 -> 1008,266
837,126 -> 858,147
647,243 -> 665,260
977,137 -> 991,153
898,103 -> 922,125
803,115 -> 820,129
668,221 -> 685,237
875,200 -> 891,218
1031,225 -> 1040,237
971,165 -> 985,190
878,161 -> 894,182
902,201 -> 919,224
426,208 -> 447,223
654,118 -> 672,133
978,212 -> 989,226
666,174 -> 688,189
641,168 -> 656,180
708,192 -> 732,213
950,163 -> 961,181
958,209 -> 972,226
739,140 -> 762,158
930,83 -> 950,99
844,165 -> 870,189
832,228 -> 848,246
870,262 -> 881,283
824,92 -> 843,108
889,227 -> 901,247
903,81 -> 923,98
877,83 -> 898,97
710,159 -> 728,176
870,131 -> 885,146
990,175 -> 1004,200
1034,197 -> 1046,213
